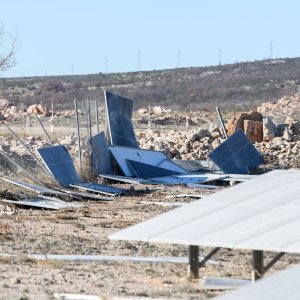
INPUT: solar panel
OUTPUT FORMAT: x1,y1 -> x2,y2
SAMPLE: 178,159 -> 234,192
38,145 -> 81,187
127,159 -> 182,179
215,264 -> 300,300
104,91 -> 138,148
208,129 -> 263,174
38,145 -> 124,196
109,146 -> 187,177
91,132 -> 113,175
109,170 -> 300,254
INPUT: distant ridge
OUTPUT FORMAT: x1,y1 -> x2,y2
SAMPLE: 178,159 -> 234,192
1,57 -> 300,110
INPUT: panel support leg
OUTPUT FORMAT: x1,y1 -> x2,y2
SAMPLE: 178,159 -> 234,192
188,245 -> 199,279
252,250 -> 264,281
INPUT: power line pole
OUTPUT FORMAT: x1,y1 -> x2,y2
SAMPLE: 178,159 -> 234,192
269,41 -> 273,59
177,49 -> 181,68
218,48 -> 223,65
138,49 -> 141,71
105,57 -> 108,73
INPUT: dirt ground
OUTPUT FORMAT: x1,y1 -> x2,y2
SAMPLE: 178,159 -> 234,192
0,183 -> 299,300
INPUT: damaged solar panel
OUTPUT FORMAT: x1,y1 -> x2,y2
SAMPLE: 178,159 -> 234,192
104,91 -> 138,148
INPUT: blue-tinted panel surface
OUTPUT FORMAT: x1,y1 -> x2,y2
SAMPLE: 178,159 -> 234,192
91,132 -> 113,175
105,91 -> 138,148
70,182 -> 123,196
127,159 -> 181,179
208,129 -> 263,174
38,145 -> 81,186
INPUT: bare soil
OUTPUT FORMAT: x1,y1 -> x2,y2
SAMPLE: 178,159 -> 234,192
0,183 -> 299,300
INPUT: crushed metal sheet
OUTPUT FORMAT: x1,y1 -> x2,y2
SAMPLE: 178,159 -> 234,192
99,174 -> 149,184
91,131 -> 113,175
200,276 -> 251,290
38,145 -> 124,196
127,159 -> 182,179
60,189 -> 113,201
1,177 -> 66,196
2,197 -> 81,210
109,146 -> 187,177
104,90 -> 138,148
208,129 -> 263,174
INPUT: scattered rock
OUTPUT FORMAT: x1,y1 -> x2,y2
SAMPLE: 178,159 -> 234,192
244,120 -> 263,143
263,117 -> 277,141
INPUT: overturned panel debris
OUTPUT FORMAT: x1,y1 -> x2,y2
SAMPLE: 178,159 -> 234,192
70,182 -> 123,196
38,145 -> 124,196
91,132 -> 113,175
104,90 -> 138,148
208,129 -> 263,174
2,197 -> 81,210
1,177 -> 66,196
109,146 -> 187,177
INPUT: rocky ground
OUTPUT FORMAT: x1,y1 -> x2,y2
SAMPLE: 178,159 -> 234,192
0,93 -> 299,299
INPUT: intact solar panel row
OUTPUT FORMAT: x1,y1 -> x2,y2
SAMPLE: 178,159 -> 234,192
110,170 -> 300,254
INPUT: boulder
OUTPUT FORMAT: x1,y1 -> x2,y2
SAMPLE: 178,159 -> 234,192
244,120 -> 263,143
152,106 -> 164,115
137,108 -> 148,115
263,117 -> 277,141
226,110 -> 263,136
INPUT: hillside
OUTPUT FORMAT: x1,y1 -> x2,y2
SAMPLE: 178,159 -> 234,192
1,57 -> 300,111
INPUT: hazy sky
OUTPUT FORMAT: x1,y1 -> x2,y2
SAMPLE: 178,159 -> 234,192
1,0 -> 299,77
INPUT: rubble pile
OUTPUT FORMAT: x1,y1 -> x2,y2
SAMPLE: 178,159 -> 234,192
257,93 -> 300,123
137,122 -> 300,169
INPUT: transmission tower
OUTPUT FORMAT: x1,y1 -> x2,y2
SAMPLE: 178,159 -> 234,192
105,57 -> 108,73
269,41 -> 273,59
177,49 -> 181,68
218,48 -> 223,65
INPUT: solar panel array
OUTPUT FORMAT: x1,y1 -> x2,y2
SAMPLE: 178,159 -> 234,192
110,170 -> 300,254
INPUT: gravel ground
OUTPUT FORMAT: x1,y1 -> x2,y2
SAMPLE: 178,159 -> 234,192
0,183 -> 299,300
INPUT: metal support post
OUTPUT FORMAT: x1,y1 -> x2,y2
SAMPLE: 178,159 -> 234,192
199,247 -> 220,268
188,245 -> 199,279
252,250 -> 264,280
74,99 -> 82,174
95,99 -> 100,133
216,106 -> 228,139
86,98 -> 92,156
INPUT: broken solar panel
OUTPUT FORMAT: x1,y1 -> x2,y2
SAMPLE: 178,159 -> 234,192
208,129 -> 263,174
38,145 -> 124,196
38,145 -> 81,187
109,146 -> 187,177
127,159 -> 182,179
91,131 -> 113,175
104,91 -> 138,148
